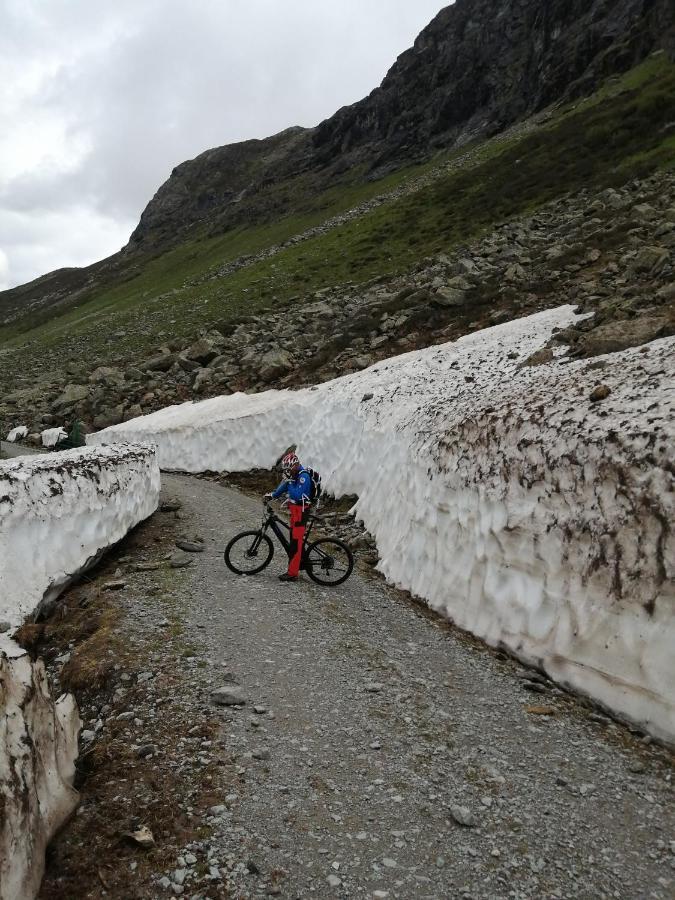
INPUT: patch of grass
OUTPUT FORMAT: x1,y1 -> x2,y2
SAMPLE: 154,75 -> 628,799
12,587 -> 124,692
58,604 -> 123,691
564,51 -> 670,115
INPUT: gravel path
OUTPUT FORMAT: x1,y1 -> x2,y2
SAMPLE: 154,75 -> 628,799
157,474 -> 674,900
0,440 -> 42,458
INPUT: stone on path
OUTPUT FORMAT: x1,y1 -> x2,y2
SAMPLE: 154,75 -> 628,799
589,384 -> 611,403
210,686 -> 246,707
175,539 -> 205,553
170,552 -> 194,568
450,805 -> 476,827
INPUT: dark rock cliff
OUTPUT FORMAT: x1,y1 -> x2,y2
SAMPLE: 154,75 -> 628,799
129,0 -> 674,249
128,126 -> 313,249
313,0 -> 675,167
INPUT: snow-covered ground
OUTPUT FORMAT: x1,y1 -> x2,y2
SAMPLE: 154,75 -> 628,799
0,444 -> 160,900
90,307 -> 675,743
5,425 -> 27,442
41,426 -> 67,448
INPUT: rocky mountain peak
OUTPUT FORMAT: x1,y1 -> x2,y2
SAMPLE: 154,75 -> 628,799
313,0 -> 675,168
128,0 -> 674,251
128,125 -> 312,249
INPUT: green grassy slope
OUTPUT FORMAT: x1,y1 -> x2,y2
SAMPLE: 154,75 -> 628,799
1,54 -> 673,376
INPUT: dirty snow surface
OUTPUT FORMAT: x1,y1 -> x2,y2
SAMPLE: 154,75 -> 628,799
0,653 -> 80,900
0,443 -> 160,645
0,443 -> 159,900
90,307 -> 675,742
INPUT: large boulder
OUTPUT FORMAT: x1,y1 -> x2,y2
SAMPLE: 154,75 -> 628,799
142,352 -> 175,372
52,384 -> 88,412
630,246 -> 670,275
258,349 -> 294,382
633,202 -> 658,221
575,316 -> 673,356
124,366 -> 145,382
432,287 -> 467,308
193,368 -> 214,392
89,366 -> 124,385
176,354 -> 200,373
184,338 -> 219,365
657,282 -> 675,302
92,405 -> 125,430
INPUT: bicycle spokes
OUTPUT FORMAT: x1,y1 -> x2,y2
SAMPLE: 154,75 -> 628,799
305,538 -> 354,586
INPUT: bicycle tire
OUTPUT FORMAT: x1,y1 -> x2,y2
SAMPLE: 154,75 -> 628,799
304,538 -> 354,586
224,530 -> 274,575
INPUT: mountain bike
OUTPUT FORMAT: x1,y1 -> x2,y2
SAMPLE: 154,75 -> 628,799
224,501 -> 354,586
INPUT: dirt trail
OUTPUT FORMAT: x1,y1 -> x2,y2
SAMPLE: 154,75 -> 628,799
39,474 -> 674,899
0,440 -> 41,458
150,475 -> 674,899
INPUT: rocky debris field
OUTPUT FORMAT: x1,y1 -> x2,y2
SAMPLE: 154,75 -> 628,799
1,169 -> 673,443
28,475 -> 675,900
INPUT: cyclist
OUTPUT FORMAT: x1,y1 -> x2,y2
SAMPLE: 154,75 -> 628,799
265,452 -> 313,582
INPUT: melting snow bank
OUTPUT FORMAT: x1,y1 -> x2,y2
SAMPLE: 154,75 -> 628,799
90,308 -> 675,743
0,651 -> 80,900
0,444 -> 160,899
0,444 -> 161,629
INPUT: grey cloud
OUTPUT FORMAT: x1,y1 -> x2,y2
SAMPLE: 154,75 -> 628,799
0,0 -> 447,288
0,206 -> 132,288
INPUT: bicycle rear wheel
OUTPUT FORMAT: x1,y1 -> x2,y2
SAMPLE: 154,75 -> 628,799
304,538 -> 354,586
225,530 -> 274,575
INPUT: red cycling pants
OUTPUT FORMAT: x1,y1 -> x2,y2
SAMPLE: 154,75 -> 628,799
288,503 -> 309,577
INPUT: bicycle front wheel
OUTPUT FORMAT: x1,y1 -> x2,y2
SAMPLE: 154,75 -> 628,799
305,538 -> 354,586
224,530 -> 274,575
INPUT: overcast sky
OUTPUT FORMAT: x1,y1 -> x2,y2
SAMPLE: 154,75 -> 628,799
0,1 -> 447,291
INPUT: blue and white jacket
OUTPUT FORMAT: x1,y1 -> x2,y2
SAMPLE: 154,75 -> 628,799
272,468 -> 313,505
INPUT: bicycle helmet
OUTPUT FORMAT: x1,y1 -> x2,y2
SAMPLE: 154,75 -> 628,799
281,451 -> 300,476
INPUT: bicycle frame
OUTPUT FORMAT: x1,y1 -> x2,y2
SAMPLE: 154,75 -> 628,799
261,504 -> 317,557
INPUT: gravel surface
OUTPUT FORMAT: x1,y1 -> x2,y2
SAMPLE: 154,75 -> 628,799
139,473 -> 673,900
0,440 -> 42,458
60,475 -> 675,900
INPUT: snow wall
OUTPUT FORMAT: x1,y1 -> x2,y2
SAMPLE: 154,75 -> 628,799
0,444 -> 160,900
90,307 -> 675,743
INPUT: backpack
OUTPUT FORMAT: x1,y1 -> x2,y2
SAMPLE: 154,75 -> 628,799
304,467 -> 322,502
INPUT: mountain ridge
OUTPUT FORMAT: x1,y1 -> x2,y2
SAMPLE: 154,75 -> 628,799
1,0 -> 673,329
313,0 -> 675,165
129,0 -> 675,253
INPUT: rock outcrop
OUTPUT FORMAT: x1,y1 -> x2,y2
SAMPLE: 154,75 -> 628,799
314,0 -> 675,168
129,0 -> 675,252
128,126 -> 313,250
